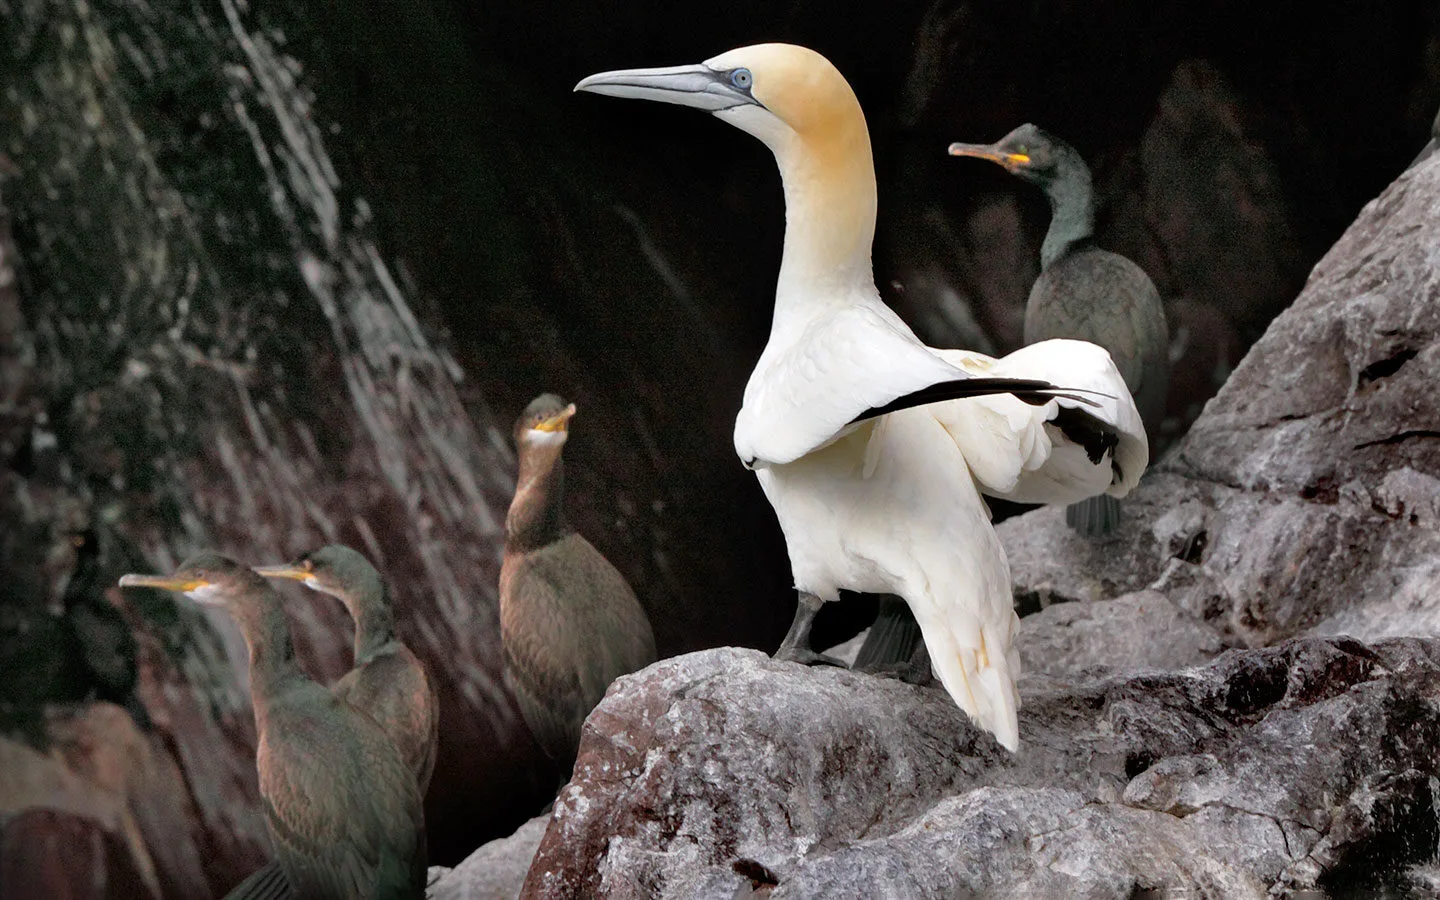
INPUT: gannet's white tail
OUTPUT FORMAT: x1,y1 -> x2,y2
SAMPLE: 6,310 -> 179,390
915,606 -> 1021,752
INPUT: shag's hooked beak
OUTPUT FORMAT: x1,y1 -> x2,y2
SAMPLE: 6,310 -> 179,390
948,142 -> 1030,170
533,403 -> 578,434
575,64 -> 758,112
253,564 -> 311,582
118,573 -> 207,592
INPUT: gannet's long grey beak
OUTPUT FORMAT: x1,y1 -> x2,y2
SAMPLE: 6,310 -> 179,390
575,64 -> 758,112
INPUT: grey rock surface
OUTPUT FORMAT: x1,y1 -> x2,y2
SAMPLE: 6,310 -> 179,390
428,814 -> 550,900
522,639 -> 1440,898
1018,589 -> 1230,677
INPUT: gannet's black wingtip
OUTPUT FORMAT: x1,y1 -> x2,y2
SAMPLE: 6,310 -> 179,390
849,378 -> 1108,424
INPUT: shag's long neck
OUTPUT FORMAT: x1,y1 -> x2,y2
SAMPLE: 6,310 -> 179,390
228,580 -> 305,723
333,572 -> 396,665
771,120 -> 878,330
1039,161 -> 1095,269
506,440 -> 568,552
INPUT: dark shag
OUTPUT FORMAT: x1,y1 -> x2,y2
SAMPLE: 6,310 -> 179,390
500,394 -> 657,776
120,553 -> 426,900
60,528 -> 141,711
950,123 -> 1169,535
256,545 -> 440,795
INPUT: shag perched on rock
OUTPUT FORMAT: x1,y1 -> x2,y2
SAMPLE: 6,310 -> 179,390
500,394 -> 657,774
0,527 -> 142,739
257,545 -> 439,795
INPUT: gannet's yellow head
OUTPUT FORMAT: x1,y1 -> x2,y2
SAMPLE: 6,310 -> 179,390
575,43 -> 865,157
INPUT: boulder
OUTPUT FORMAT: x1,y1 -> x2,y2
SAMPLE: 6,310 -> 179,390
1017,589 -> 1230,677
522,639 -> 1440,897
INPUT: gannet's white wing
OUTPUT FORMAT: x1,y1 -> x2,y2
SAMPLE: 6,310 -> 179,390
734,305 -> 1063,467
930,339 -> 1148,504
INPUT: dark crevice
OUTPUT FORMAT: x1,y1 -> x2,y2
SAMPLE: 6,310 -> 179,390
1300,476 -> 1340,505
732,858 -> 780,889
1015,589 -> 1045,618
1357,347 -> 1419,385
1124,749 -> 1156,780
1177,529 -> 1209,564
1354,430 -> 1440,450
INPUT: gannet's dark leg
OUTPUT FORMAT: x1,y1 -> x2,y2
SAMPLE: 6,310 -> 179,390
773,591 -> 845,667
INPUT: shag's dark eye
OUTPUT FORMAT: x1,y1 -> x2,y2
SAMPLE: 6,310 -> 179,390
731,68 -> 753,91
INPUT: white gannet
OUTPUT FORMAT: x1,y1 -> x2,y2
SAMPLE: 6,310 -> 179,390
576,44 -> 1146,750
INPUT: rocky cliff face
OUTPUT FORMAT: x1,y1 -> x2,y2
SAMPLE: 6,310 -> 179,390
519,119 -> 1440,899
0,0 -> 553,876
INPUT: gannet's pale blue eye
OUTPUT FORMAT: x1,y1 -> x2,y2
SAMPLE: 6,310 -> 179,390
731,68 -> 753,91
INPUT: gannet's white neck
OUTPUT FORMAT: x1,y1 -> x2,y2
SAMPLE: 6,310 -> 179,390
775,128 -> 877,304
723,101 -> 878,334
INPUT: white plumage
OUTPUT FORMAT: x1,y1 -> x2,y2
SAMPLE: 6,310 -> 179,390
578,43 -> 1147,751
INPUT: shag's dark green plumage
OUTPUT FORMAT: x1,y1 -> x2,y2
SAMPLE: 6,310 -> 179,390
500,394 -> 657,776
951,123 -> 1169,535
121,553 -> 426,900
257,545 -> 439,795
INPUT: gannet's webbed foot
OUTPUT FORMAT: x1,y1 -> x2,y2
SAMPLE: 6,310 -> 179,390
773,591 -> 845,667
